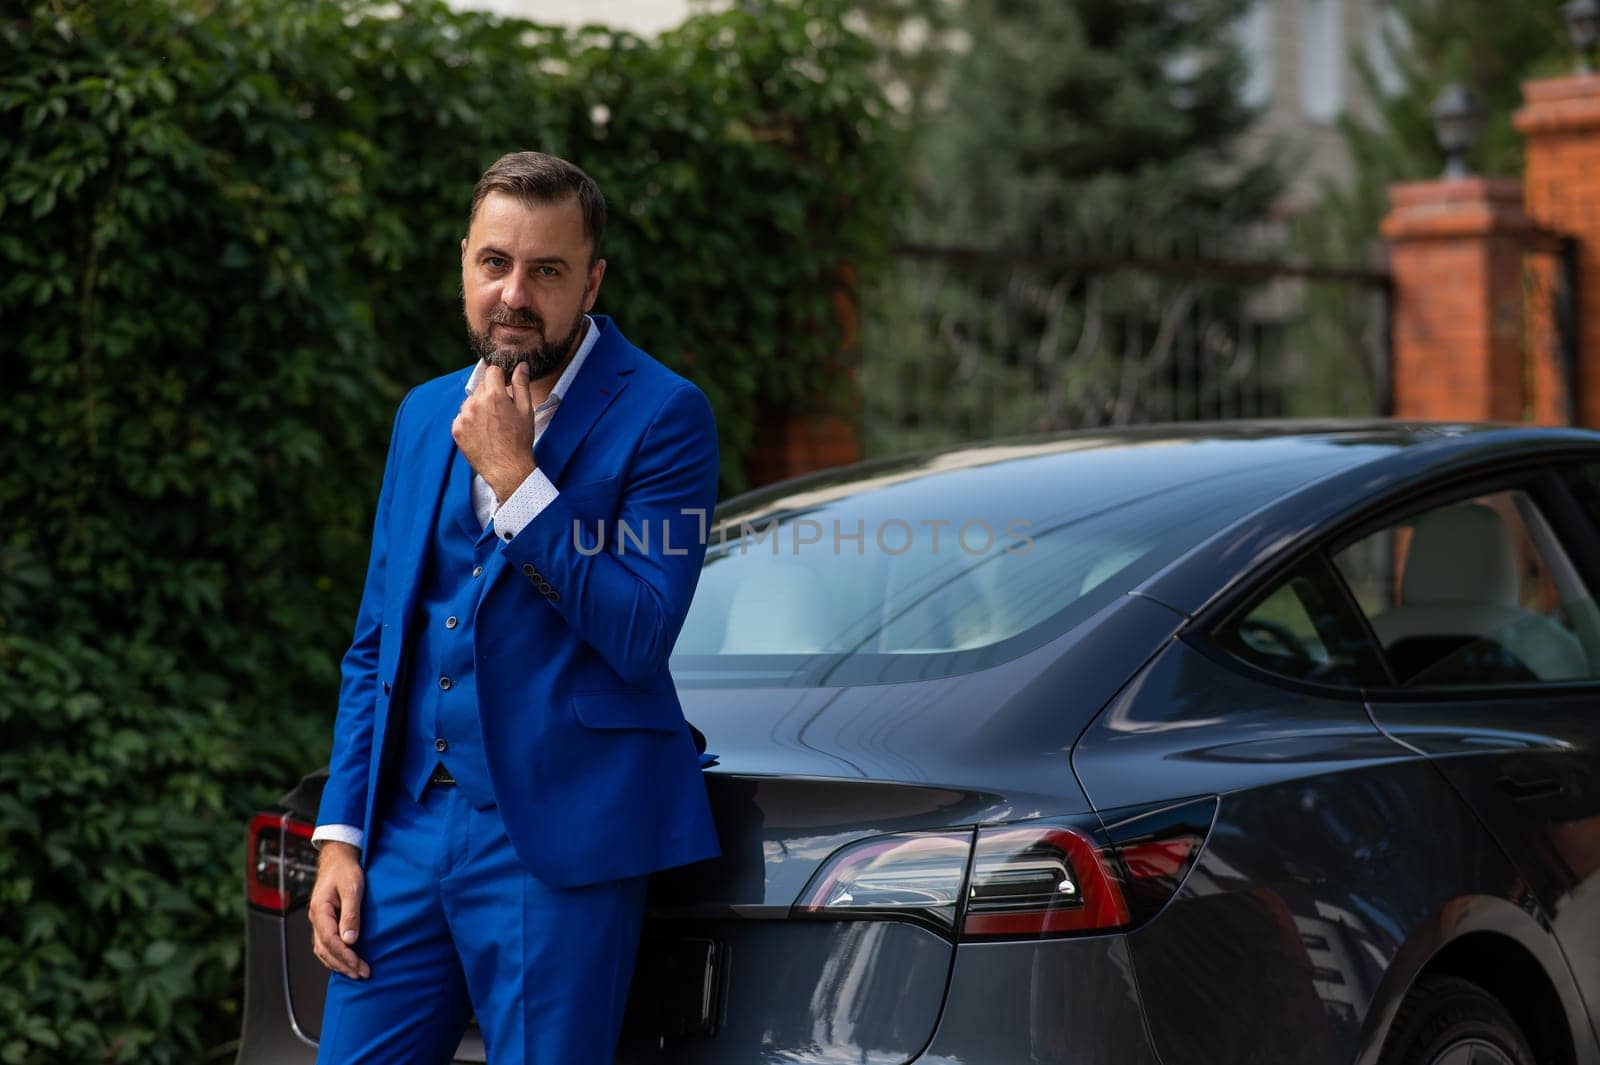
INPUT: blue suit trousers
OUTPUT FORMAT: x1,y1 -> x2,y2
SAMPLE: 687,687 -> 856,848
316,785 -> 647,1064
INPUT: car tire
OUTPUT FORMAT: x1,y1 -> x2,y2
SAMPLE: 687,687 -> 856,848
1379,974 -> 1537,1065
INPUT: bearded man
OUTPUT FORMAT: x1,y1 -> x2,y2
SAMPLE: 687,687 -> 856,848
307,151 -> 721,1063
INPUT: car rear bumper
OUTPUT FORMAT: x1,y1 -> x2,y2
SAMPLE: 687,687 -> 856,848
241,902 -> 1157,1065
615,925 -> 1157,1065
913,933 -> 1158,1064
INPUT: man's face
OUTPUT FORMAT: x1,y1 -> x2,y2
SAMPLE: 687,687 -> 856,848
460,191 -> 605,381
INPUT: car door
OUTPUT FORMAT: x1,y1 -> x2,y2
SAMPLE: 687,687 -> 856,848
1335,469 -> 1600,1040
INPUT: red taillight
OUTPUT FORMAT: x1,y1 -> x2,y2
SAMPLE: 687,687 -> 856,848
246,812 -> 317,912
1120,836 -> 1197,881
792,798 -> 1215,942
960,824 -> 1130,938
793,831 -> 973,931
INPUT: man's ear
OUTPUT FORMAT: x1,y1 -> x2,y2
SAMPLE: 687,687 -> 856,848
460,236 -> 468,267
584,258 -> 607,312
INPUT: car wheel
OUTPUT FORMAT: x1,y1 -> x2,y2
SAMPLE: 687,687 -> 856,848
1380,975 -> 1536,1065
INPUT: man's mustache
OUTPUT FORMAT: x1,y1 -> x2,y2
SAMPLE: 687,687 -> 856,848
489,309 -> 543,330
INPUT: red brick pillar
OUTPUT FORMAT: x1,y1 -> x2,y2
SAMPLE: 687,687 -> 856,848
1380,179 -> 1538,422
1517,75 -> 1600,426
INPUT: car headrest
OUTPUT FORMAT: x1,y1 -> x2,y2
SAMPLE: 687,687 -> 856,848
1402,502 -> 1518,607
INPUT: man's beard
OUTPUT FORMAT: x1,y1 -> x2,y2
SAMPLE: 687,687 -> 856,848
466,307 -> 587,381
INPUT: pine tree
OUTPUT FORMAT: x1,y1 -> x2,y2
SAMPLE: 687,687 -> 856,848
861,0 -> 1286,453
923,0 -> 1278,247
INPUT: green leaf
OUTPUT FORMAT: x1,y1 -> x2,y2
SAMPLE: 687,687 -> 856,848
142,941 -> 177,968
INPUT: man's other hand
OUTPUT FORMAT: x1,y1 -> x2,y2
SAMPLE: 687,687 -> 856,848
453,362 -> 537,502
310,841 -> 370,979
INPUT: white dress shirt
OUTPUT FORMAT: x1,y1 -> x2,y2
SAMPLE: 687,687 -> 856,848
313,317 -> 600,849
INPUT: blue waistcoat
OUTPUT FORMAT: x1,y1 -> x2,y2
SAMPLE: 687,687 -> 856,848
395,449 -> 498,808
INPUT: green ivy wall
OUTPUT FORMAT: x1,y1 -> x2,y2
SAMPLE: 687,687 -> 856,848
0,1 -> 898,1059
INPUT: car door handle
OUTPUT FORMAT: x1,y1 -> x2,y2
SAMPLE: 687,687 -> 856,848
1495,775 -> 1567,801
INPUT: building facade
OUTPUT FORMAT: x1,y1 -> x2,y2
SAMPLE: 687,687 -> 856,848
1234,0 -> 1405,213
448,0 -> 691,36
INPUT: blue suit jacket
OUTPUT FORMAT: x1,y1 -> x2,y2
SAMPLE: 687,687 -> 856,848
317,317 -> 721,887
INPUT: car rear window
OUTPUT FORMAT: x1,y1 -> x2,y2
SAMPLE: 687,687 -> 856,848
671,441 -> 1353,687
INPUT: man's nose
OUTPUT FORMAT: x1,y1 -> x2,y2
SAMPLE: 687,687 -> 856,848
500,270 -> 533,309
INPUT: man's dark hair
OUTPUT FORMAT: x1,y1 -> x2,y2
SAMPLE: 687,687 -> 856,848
468,151 -> 607,264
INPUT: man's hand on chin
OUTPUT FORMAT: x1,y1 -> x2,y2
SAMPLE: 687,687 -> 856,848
453,361 -> 537,501
310,841 -> 371,979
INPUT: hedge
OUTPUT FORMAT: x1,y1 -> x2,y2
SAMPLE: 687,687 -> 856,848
0,1 -> 898,1059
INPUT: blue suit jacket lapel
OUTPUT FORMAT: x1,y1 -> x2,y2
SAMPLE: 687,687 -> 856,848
533,317 -> 635,489
390,383 -> 462,639
450,449 -> 483,543
478,321 -> 633,593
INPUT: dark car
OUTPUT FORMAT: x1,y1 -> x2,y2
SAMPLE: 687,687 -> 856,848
238,420 -> 1600,1065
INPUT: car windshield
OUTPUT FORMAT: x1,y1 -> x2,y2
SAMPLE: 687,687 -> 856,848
672,437 -> 1357,687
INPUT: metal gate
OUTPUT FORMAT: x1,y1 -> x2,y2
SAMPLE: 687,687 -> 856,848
1522,232 -> 1581,426
860,242 -> 1395,457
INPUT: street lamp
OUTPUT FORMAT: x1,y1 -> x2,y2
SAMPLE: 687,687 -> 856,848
1431,83 -> 1483,180
1566,0 -> 1600,74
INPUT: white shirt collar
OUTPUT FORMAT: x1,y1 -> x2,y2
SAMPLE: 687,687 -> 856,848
464,314 -> 599,409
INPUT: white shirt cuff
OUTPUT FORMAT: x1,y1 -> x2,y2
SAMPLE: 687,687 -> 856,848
492,468 -> 560,542
312,823 -> 364,850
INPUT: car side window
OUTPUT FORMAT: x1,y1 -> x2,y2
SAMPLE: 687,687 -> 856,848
1212,556 -> 1388,688
1332,489 -> 1600,689
1559,462 -> 1600,542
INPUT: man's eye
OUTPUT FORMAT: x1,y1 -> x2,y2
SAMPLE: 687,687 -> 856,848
485,257 -> 508,270
538,266 -> 559,278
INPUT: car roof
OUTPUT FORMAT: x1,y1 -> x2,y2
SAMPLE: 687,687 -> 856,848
723,420 -> 1593,516
718,419 -> 1600,618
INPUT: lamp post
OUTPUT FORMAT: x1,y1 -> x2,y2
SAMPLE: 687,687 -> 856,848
1566,0 -> 1600,74
1431,84 -> 1484,180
